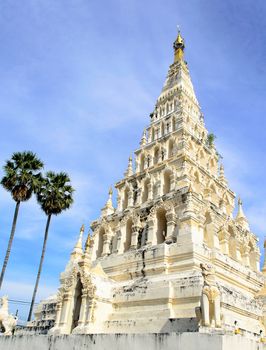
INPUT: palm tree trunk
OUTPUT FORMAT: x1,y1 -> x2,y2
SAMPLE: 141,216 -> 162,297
27,214 -> 52,322
0,201 -> 20,290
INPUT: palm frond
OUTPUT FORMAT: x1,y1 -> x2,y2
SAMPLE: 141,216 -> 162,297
1,151 -> 44,202
36,171 -> 74,216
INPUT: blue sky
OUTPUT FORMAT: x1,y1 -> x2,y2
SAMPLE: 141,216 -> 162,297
0,0 -> 265,321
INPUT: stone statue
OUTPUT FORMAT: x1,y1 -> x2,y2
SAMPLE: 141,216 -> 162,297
0,295 -> 18,335
199,263 -> 221,328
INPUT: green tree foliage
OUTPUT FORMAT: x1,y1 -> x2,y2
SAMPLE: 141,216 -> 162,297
28,171 -> 74,321
0,151 -> 43,289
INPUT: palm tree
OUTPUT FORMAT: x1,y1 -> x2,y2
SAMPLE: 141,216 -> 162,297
27,171 -> 74,321
0,151 -> 43,289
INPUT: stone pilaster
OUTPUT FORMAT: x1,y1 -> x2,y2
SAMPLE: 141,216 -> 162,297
218,229 -> 230,255
235,241 -> 242,262
242,244 -> 251,267
59,293 -> 72,332
170,173 -> 175,191
128,190 -> 134,207
165,209 -> 176,243
147,182 -> 153,201
102,232 -> 112,256
146,217 -> 155,245
78,292 -> 88,326
114,230 -> 122,254
130,225 -> 141,249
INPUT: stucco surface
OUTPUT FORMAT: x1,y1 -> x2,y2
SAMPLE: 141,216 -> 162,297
0,333 -> 265,350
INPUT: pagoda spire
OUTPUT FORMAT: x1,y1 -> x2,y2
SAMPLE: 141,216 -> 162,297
236,197 -> 249,230
84,231 -> 93,263
124,155 -> 133,177
219,164 -> 227,187
101,186 -> 115,217
106,187 -> 114,209
173,28 -> 185,62
140,129 -> 147,146
71,224 -> 84,258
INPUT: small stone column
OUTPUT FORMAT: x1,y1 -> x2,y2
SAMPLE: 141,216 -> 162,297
135,188 -> 141,206
156,181 -> 162,198
255,248 -> 261,271
86,300 -> 96,324
146,217 -> 155,245
147,182 -> 153,201
170,173 -> 175,191
59,293 -> 72,331
219,230 -> 230,255
213,232 -> 220,250
128,190 -> 134,207
78,292 -> 88,326
54,301 -> 63,327
114,230 -> 122,254
242,245 -> 251,267
144,157 -> 148,170
235,241 -> 242,262
117,193 -> 122,212
102,232 -> 112,256
165,209 -> 176,243
130,223 -> 141,249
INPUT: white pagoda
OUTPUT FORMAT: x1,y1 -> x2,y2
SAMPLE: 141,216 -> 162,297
49,32 -> 266,341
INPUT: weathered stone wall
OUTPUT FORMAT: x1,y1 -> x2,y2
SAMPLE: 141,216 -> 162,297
0,333 -> 265,350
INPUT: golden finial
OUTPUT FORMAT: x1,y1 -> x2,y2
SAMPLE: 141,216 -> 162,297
238,197 -> 242,206
108,186 -> 113,196
173,26 -> 185,62
80,224 -> 85,233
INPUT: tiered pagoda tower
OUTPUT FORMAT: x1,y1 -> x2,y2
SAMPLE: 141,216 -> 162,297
49,32 -> 265,339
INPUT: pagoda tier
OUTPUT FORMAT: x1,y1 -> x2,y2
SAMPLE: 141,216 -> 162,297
49,32 -> 265,340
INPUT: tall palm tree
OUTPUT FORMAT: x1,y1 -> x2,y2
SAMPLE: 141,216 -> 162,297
0,151 -> 43,289
27,171 -> 74,321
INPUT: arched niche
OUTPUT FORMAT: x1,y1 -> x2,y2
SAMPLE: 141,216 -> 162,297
71,277 -> 83,332
156,208 -> 167,244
